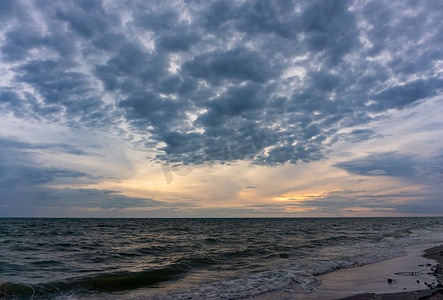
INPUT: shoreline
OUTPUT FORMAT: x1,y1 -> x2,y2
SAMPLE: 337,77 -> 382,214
252,244 -> 443,300
340,245 -> 443,300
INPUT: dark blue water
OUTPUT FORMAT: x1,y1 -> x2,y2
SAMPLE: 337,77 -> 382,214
1,218 -> 443,299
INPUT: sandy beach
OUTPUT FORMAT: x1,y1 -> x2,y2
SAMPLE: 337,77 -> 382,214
338,245 -> 443,299
252,244 -> 443,300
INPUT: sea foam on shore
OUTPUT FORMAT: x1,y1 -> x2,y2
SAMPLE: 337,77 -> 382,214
253,244 -> 443,300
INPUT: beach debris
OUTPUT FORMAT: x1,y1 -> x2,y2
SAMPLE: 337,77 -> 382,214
394,271 -> 420,276
425,282 -> 434,288
387,278 -> 393,283
417,280 -> 420,283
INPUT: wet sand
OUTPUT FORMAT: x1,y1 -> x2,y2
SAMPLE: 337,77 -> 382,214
252,244 -> 443,300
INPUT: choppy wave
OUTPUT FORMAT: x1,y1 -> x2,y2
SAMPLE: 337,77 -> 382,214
1,264 -> 189,299
1,217 -> 443,299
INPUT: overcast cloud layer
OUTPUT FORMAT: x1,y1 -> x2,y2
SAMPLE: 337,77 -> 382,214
1,0 -> 443,216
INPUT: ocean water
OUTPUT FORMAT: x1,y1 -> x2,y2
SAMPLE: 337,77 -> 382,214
1,218 -> 443,299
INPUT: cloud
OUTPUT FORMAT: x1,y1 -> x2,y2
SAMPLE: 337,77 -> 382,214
0,136 -> 95,188
1,0 -> 442,168
156,29 -> 200,52
300,0 -> 360,65
370,79 -> 443,111
334,150 -> 443,187
0,136 -> 175,216
0,186 -> 181,217
30,188 -> 164,209
0,165 -> 88,188
244,188 -> 441,216
342,129 -> 384,143
334,152 -> 416,178
0,136 -> 90,156
183,48 -> 281,84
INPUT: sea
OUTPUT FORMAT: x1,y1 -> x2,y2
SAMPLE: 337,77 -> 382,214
1,217 -> 443,299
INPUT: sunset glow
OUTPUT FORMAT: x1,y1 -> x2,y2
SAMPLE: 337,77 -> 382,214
1,0 -> 442,217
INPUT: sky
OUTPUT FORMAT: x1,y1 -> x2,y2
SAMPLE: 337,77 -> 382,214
0,0 -> 443,217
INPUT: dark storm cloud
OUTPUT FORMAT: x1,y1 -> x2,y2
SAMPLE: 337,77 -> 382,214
0,89 -> 27,118
94,42 -> 169,93
370,79 -> 443,111
201,0 -> 298,38
300,0 -> 359,65
54,1 -> 113,39
183,48 -> 280,84
0,0 -> 116,128
1,0 -> 443,166
157,30 -> 200,52
196,83 -> 266,127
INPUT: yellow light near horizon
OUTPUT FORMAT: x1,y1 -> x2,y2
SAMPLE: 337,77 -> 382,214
273,191 -> 328,202
343,207 -> 396,212
283,206 -> 320,212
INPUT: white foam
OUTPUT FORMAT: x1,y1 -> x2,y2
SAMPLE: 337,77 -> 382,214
146,228 -> 443,300
141,269 -> 321,299
299,244 -> 440,299
65,225 -> 443,300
